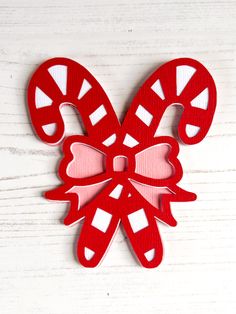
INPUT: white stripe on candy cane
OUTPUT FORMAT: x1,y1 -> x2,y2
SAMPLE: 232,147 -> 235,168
89,105 -> 107,126
48,65 -> 67,95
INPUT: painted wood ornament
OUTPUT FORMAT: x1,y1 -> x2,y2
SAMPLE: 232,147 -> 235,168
27,58 -> 217,268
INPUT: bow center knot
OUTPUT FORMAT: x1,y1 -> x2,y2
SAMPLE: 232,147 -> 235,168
113,155 -> 128,172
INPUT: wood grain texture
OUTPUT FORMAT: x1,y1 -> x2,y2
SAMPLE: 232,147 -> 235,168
0,0 -> 235,313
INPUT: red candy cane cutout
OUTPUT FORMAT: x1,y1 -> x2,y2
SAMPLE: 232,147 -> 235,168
27,57 -> 216,268
27,58 -> 120,145
122,58 -> 217,145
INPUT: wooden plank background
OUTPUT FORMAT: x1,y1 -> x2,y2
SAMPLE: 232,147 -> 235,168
0,0 -> 235,313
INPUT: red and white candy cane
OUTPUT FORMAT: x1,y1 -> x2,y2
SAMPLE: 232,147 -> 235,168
27,57 -> 216,268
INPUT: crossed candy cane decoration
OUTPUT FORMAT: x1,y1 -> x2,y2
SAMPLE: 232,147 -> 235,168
27,57 -> 216,268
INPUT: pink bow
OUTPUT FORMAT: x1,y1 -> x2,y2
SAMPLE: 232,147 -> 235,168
46,134 -> 193,267
66,137 -> 175,209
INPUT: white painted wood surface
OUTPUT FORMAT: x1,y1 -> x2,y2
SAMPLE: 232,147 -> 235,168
0,0 -> 235,313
